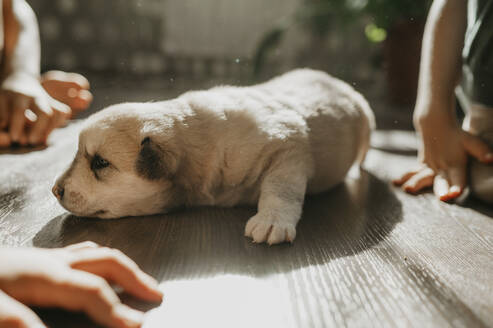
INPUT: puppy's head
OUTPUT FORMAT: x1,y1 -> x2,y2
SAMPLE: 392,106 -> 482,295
53,101 -> 182,218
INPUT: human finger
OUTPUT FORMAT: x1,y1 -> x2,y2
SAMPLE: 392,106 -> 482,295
64,241 -> 100,251
0,289 -> 46,328
42,70 -> 90,90
69,247 -> 163,302
27,100 -> 52,145
62,271 -> 143,328
42,99 -> 71,143
462,131 -> 493,164
0,131 -> 11,148
66,72 -> 90,90
71,89 -> 93,114
433,171 -> 451,201
18,132 -> 28,146
49,96 -> 71,117
8,94 -> 30,143
0,95 -> 9,129
34,270 -> 144,328
445,166 -> 466,200
393,169 -> 419,186
402,166 -> 435,193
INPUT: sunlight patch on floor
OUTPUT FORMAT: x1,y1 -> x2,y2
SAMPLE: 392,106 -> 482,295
145,274 -> 294,328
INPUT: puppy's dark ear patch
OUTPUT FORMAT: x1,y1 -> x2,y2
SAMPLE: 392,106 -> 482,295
141,136 -> 150,145
136,137 -> 168,180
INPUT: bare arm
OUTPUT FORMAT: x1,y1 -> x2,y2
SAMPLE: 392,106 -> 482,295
395,0 -> 493,200
0,0 -> 70,145
414,0 -> 466,122
2,0 -> 40,81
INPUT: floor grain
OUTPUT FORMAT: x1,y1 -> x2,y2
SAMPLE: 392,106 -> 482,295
0,127 -> 492,328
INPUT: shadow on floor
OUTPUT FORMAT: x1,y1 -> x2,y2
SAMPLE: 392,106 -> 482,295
32,170 -> 402,327
34,171 -> 402,279
463,197 -> 493,218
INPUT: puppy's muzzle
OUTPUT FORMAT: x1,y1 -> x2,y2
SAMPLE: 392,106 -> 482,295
52,184 -> 65,201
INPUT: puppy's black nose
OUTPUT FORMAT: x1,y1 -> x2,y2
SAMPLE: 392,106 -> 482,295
52,185 -> 64,200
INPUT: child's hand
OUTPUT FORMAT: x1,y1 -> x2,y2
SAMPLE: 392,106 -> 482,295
394,105 -> 493,201
41,70 -> 93,118
0,73 -> 71,147
0,242 -> 163,328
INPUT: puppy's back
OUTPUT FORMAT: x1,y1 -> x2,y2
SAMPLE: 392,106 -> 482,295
178,69 -> 374,202
257,69 -> 375,193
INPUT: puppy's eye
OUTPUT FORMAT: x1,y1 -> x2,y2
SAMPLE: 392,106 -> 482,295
91,154 -> 110,171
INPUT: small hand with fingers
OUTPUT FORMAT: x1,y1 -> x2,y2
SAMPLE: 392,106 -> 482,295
0,71 -> 92,148
394,119 -> 493,201
0,73 -> 71,147
0,241 -> 163,328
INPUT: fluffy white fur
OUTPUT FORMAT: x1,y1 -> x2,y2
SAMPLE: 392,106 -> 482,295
53,69 -> 375,244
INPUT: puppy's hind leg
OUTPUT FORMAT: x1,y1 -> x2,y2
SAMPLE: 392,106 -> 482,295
245,153 -> 310,245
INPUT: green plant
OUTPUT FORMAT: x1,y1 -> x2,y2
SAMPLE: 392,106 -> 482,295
365,0 -> 431,30
253,0 -> 431,76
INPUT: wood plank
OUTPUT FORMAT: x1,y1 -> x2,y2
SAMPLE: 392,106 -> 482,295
0,128 -> 492,327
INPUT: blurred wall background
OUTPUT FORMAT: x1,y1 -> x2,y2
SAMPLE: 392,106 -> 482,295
28,0 -> 373,81
26,0 -> 430,129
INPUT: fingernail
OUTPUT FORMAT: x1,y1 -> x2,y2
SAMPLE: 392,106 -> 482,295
436,188 -> 448,199
404,186 -> 414,193
439,186 -> 461,202
146,276 -> 164,300
143,274 -> 159,287
114,305 -> 143,328
79,89 -> 93,101
449,185 -> 462,195
143,274 -> 162,291
439,194 -> 450,201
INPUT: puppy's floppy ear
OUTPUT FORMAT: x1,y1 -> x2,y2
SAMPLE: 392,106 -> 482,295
136,137 -> 178,180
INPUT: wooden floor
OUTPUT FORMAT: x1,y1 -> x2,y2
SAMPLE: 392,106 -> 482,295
0,123 -> 492,328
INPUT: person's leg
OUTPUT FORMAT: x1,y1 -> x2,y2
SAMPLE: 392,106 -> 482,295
460,96 -> 493,203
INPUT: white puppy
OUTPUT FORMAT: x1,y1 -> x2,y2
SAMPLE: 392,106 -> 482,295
53,69 -> 375,244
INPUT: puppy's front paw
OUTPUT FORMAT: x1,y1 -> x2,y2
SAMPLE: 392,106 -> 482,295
244,214 -> 296,245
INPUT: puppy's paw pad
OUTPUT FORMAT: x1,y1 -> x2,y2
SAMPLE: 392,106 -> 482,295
244,214 -> 296,245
